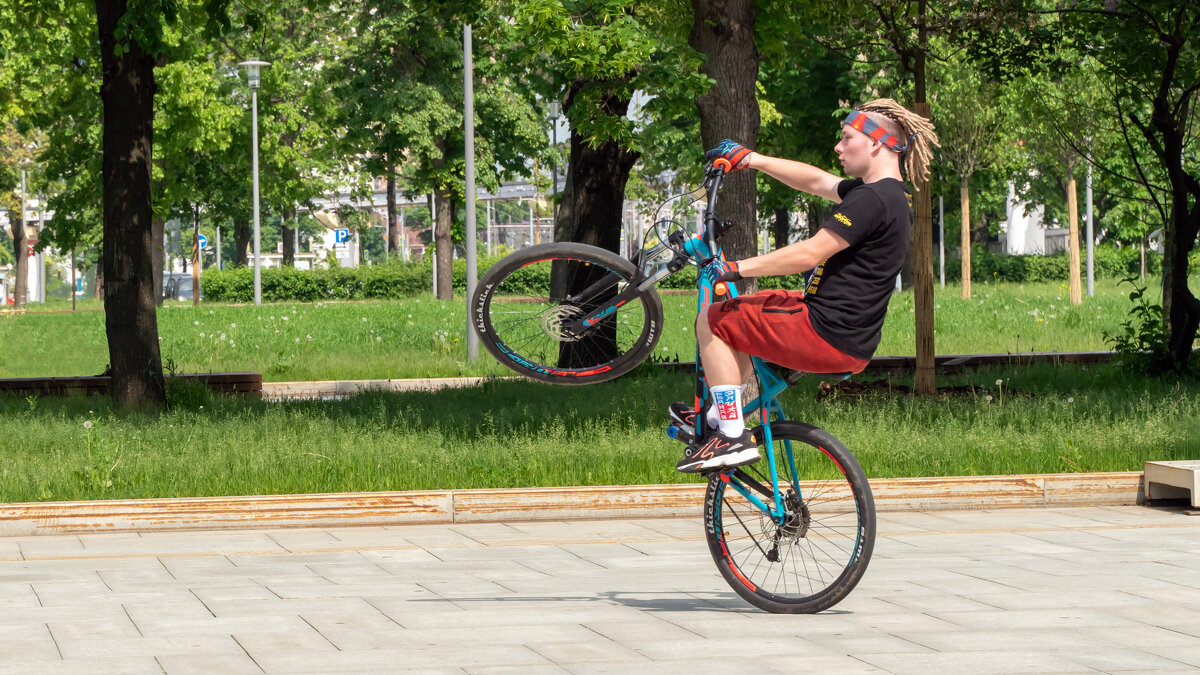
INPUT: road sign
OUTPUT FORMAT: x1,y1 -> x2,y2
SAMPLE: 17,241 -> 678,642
198,234 -> 208,250
335,228 -> 350,243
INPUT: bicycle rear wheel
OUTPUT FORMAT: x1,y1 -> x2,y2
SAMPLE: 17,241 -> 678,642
471,242 -> 664,385
705,420 -> 875,613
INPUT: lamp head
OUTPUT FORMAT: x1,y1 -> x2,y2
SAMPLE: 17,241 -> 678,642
238,60 -> 271,89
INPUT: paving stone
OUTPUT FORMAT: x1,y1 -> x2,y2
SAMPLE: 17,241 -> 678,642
854,649 -> 1094,674
0,505 -> 1197,671
154,652 -> 265,674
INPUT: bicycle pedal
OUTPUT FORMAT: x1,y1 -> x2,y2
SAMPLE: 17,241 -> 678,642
667,425 -> 696,444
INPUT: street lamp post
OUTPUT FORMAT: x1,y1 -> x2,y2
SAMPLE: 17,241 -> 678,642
548,100 -> 561,222
464,23 -> 479,361
239,59 -> 270,306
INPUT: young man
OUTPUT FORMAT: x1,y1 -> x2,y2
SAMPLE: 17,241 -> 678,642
674,98 -> 939,473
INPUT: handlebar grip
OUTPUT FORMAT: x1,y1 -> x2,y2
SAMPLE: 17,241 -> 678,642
712,158 -> 731,172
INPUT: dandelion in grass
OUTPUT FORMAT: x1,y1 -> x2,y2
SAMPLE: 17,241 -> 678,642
295,337 -> 300,343
83,421 -> 92,429
282,316 -> 289,321
986,395 -> 993,402
200,332 -> 206,338
220,333 -> 227,341
194,320 -> 200,326
362,317 -> 368,322
306,334 -> 313,341
1068,397 -> 1075,403
230,323 -> 236,328
376,336 -> 382,342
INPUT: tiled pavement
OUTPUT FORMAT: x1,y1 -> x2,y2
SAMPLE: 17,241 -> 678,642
1,506 -> 1199,674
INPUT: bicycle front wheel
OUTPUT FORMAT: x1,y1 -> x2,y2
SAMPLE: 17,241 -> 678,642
471,243 -> 664,385
705,421 -> 875,613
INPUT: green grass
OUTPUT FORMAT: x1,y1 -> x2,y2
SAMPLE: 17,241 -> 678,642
3,276 -> 1192,381
1,363 -> 1196,503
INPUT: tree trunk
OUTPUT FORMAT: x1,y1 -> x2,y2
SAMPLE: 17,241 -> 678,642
386,161 -> 398,257
94,260 -> 104,299
191,202 -> 200,308
233,217 -> 251,266
152,216 -> 165,306
282,207 -> 295,267
772,208 -> 789,250
552,78 -> 641,368
96,0 -> 165,408
960,175 -> 971,299
1066,175 -> 1081,305
912,99 -> 936,395
1163,203 -> 1200,370
433,184 -> 453,299
690,0 -> 760,293
7,208 -> 28,307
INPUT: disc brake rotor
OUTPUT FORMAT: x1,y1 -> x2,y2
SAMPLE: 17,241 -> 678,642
542,303 -> 584,342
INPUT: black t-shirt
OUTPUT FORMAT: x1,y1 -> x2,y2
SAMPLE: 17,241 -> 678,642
803,178 -> 912,360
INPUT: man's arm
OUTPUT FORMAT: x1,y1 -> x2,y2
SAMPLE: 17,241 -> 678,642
747,153 -> 843,203
737,228 -> 849,277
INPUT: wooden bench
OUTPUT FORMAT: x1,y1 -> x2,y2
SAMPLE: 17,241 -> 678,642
0,372 -> 263,399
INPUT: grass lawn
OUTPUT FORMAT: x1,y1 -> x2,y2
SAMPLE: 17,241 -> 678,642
2,276 -> 1191,382
1,362 -> 1196,502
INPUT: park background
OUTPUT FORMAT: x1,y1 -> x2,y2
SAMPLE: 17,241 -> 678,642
0,0 -> 1198,501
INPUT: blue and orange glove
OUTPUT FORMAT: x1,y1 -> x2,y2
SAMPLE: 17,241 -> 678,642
705,139 -> 753,172
701,258 -> 742,287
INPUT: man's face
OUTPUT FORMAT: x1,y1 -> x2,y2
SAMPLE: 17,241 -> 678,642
834,124 -> 876,177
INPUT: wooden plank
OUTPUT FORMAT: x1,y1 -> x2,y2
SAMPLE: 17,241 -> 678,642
0,472 -> 1147,536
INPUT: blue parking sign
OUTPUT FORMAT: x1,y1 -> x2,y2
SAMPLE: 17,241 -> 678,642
335,228 -> 350,243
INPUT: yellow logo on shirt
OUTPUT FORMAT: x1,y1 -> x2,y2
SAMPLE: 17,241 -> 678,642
834,212 -> 852,227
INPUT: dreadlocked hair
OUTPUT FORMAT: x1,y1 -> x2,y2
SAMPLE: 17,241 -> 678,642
855,98 -> 940,189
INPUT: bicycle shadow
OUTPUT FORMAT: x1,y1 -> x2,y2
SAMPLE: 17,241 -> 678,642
407,589 -> 852,615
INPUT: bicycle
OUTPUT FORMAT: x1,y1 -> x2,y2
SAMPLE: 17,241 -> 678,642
470,160 -> 875,613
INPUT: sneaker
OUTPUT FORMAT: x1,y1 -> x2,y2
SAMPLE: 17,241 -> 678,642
668,401 -> 718,430
668,401 -> 698,429
675,428 -> 760,473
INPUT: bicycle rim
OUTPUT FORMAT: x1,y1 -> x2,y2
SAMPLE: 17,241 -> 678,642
473,244 -> 662,385
705,421 -> 875,613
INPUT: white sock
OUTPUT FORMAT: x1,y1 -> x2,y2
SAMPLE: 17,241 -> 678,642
710,385 -> 745,437
705,405 -> 720,430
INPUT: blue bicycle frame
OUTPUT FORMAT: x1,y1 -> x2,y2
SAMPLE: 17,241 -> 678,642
681,168 -> 804,525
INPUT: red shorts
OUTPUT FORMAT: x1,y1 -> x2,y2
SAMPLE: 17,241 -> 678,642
707,289 -> 869,375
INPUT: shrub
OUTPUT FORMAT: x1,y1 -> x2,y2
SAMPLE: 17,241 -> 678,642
945,243 -> 1166,284
202,257 -> 510,302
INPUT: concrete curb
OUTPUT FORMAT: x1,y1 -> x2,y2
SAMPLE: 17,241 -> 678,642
0,471 -> 1143,536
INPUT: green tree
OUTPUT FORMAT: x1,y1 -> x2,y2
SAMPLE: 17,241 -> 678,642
980,0 -> 1200,370
336,0 -> 543,299
933,54 -> 1011,300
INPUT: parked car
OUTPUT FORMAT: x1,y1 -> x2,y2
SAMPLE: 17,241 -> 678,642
163,273 -> 201,301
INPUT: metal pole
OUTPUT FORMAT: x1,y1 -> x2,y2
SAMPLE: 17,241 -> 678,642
486,201 -> 493,256
251,85 -> 262,306
464,23 -> 479,361
1086,159 -> 1094,297
938,195 -> 945,289
215,224 -> 222,270
528,200 -> 535,248
400,207 -> 408,263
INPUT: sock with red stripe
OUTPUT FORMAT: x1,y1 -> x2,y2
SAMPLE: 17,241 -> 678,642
710,385 -> 745,437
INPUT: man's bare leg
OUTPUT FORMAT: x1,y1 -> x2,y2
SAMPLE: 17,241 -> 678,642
697,304 -> 753,386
